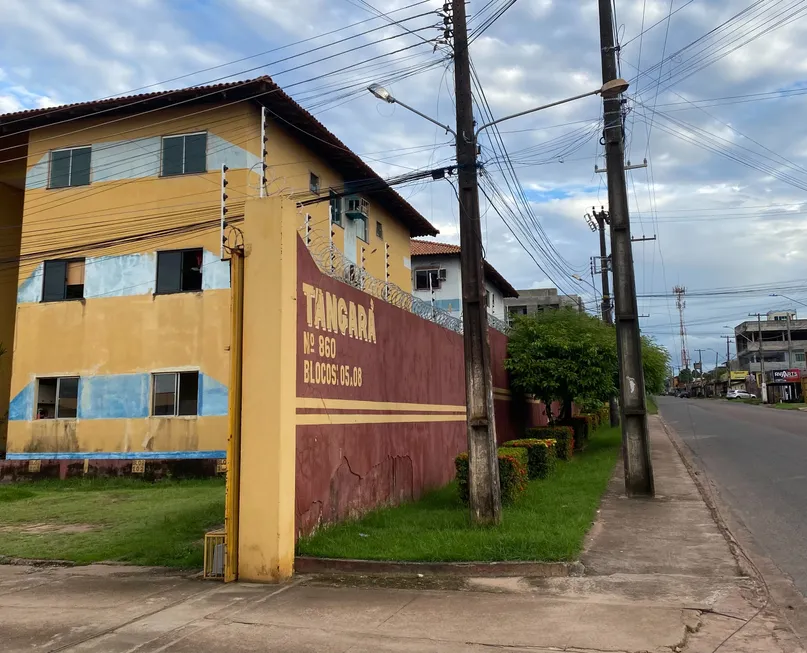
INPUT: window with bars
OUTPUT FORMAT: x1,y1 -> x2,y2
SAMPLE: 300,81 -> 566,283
49,147 -> 91,189
161,133 -> 207,176
152,372 -> 199,416
36,377 -> 79,419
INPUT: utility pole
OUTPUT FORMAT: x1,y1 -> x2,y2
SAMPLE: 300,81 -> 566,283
451,0 -> 501,524
587,207 -> 618,427
720,335 -> 732,395
749,313 -> 767,403
695,348 -> 705,395
598,0 -> 653,496
787,312 -> 794,368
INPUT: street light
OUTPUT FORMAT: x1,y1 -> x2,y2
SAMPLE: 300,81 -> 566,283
769,292 -> 807,309
367,78 -> 630,139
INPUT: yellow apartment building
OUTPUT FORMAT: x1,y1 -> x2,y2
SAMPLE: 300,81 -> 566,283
0,76 -> 437,460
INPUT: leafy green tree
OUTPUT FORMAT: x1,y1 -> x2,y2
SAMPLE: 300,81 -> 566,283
641,337 -> 671,395
678,367 -> 694,384
505,310 -> 618,420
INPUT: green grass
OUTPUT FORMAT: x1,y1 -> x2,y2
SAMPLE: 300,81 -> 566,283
738,397 -> 762,405
0,478 -> 224,568
770,402 -> 807,410
297,426 -> 621,562
646,396 -> 659,415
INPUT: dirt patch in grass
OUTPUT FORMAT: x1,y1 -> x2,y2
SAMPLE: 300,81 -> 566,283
0,523 -> 99,535
0,478 -> 224,568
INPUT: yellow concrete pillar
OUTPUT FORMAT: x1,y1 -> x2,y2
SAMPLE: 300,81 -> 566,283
237,196 -> 298,582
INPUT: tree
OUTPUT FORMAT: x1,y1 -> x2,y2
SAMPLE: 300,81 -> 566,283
678,367 -> 694,384
505,310 -> 618,420
641,337 -> 671,395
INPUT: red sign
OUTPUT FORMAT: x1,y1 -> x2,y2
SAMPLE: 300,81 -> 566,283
772,369 -> 801,382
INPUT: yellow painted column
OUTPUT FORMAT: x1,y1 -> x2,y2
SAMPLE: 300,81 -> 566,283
237,196 -> 298,582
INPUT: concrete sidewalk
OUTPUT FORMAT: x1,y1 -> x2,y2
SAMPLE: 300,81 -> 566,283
0,416 -> 802,652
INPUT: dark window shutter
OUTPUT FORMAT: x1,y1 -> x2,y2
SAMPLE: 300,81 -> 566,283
43,260 -> 67,301
181,249 -> 203,291
156,251 -> 182,294
183,134 -> 207,174
177,372 -> 199,415
161,136 -> 184,176
70,147 -> 91,186
50,150 -> 71,188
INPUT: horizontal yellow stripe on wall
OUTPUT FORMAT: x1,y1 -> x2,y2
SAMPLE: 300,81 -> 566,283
296,397 -> 466,413
296,412 -> 467,426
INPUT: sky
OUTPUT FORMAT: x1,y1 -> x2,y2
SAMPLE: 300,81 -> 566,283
2,0 -> 807,371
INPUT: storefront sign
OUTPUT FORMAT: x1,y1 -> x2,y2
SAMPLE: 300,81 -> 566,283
771,369 -> 801,383
730,371 -> 748,381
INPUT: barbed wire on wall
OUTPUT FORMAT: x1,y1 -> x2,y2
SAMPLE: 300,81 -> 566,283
301,230 -> 473,335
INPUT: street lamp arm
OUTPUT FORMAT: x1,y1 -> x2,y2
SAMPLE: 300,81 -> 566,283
770,293 -> 807,308
394,97 -> 457,137
475,89 -> 601,138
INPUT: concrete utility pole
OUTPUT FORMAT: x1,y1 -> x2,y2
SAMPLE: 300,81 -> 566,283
787,312 -> 793,368
451,0 -> 501,525
598,0 -> 654,496
749,313 -> 767,403
695,348 -> 705,393
588,207 -> 619,427
720,335 -> 732,395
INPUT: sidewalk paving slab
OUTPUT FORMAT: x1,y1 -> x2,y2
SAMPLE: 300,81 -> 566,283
0,416 -> 803,652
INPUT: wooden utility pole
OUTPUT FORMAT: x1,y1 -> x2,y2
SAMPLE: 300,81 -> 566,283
451,0 -> 501,524
598,0 -> 654,496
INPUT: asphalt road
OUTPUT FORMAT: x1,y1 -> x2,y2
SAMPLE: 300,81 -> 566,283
658,395 -> 807,597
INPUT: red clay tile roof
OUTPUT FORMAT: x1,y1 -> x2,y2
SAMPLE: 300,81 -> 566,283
0,76 -> 438,238
410,240 -> 461,256
410,239 -> 518,298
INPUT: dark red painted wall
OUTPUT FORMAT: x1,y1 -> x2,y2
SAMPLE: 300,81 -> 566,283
295,238 -> 547,535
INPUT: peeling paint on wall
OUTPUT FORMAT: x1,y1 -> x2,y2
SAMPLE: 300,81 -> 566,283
10,373 -> 228,421
25,134 -> 259,189
17,264 -> 43,303
17,250 -> 229,304
8,382 -> 33,421
84,253 -> 156,298
199,373 -> 228,417
201,251 -> 230,291
79,375 -> 150,419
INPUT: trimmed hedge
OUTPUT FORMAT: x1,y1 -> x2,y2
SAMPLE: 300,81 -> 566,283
526,426 -> 574,461
455,449 -> 528,505
560,416 -> 594,451
502,439 -> 557,479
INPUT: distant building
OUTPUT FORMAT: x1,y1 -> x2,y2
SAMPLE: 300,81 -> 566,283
409,240 -> 518,322
734,310 -> 807,402
505,288 -> 584,316
735,310 -> 806,373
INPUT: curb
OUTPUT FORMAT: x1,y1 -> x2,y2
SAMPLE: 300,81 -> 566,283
0,556 -> 76,568
657,413 -> 807,647
295,556 -> 584,578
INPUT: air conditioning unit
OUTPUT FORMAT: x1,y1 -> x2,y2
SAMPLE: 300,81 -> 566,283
344,195 -> 369,221
438,268 -> 447,281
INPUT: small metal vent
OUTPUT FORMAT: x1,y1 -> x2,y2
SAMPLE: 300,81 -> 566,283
203,530 -> 226,579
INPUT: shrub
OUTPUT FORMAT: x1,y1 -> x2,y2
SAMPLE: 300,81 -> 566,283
502,439 -> 557,479
526,426 -> 574,461
560,416 -> 593,450
580,412 -> 601,429
598,404 -> 610,424
455,449 -> 528,505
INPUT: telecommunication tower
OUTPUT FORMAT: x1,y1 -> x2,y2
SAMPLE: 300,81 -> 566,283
673,286 -> 690,370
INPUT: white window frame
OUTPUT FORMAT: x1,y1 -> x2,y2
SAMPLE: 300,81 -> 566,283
415,268 -> 441,291
160,132 -> 208,176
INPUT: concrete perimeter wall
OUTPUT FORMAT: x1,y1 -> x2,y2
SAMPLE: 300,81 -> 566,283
294,236 -> 550,536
